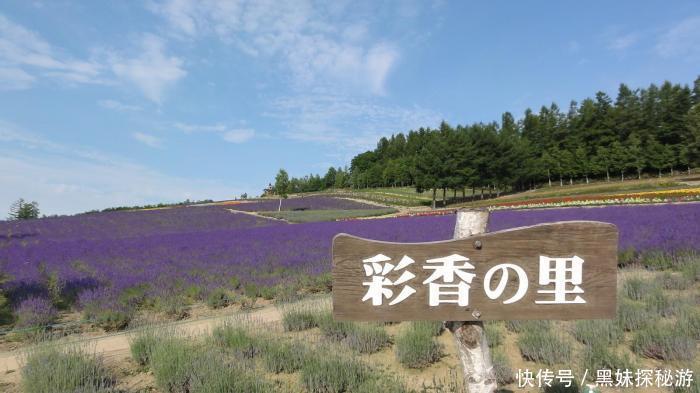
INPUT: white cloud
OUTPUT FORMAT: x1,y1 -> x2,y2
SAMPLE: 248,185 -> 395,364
655,16 -> 700,58
173,122 -> 256,143
173,122 -> 226,133
98,99 -> 142,111
222,128 -> 255,143
149,0 -> 399,95
607,32 -> 639,51
0,13 -> 102,85
269,93 -> 441,153
0,123 -> 238,215
132,132 -> 163,148
110,34 -> 186,103
0,67 -> 35,90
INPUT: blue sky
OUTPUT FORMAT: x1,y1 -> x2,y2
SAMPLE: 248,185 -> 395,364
1,1 -> 699,215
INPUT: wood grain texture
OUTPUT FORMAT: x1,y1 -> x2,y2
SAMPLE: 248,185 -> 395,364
332,221 -> 618,321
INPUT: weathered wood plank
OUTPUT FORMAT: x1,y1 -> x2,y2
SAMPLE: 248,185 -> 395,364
332,221 -> 618,321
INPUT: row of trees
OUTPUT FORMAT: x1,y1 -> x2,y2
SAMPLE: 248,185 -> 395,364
266,167 -> 352,195
269,77 -> 700,208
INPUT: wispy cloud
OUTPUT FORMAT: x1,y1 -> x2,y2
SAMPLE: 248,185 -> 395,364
149,0 -> 399,95
173,122 -> 256,143
655,16 -> 700,59
223,128 -> 255,143
0,122 -> 238,215
109,34 -> 186,103
98,99 -> 142,112
132,132 -> 163,148
269,93 -> 441,153
0,13 -> 103,86
0,66 -> 35,90
607,32 -> 639,51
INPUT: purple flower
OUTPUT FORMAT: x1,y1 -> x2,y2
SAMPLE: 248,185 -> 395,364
14,296 -> 57,329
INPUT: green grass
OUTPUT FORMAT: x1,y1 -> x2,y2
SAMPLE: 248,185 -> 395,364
262,339 -> 308,374
129,328 -> 160,367
344,323 -> 391,354
572,320 -> 623,346
631,323 -> 696,361
491,348 -> 514,385
300,352 -> 375,393
517,328 -> 572,365
504,320 -> 551,333
259,208 -> 397,222
484,322 -> 504,348
395,321 -> 443,369
210,323 -> 262,358
282,306 -> 320,331
616,298 -> 651,331
21,345 -> 115,393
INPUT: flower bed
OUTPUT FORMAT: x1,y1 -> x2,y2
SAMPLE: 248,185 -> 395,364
489,188 -> 700,210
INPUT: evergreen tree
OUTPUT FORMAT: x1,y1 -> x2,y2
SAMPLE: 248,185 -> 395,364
8,199 -> 40,220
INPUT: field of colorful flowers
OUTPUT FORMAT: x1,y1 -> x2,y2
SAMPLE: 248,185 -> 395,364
0,201 -> 698,332
489,187 -> 700,210
226,196 -> 385,212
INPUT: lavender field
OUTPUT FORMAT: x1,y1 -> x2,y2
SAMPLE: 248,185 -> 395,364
0,202 -> 698,331
227,195 -> 384,212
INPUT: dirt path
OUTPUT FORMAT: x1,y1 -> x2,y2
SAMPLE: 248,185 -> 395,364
0,305 -> 282,384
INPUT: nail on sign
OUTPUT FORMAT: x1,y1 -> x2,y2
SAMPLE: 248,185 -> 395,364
332,221 -> 618,321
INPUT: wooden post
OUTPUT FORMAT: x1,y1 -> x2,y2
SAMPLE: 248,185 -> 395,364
448,208 -> 497,393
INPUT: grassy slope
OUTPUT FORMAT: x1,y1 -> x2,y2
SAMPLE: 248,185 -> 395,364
302,175 -> 695,209
259,208 -> 398,223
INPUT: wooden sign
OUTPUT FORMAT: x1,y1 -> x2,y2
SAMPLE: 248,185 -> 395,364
332,221 -> 617,321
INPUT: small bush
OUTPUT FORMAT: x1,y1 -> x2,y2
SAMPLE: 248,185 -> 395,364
21,345 -> 115,393
298,272 -> 333,293
301,353 -> 372,393
505,320 -> 550,333
149,336 -> 196,393
211,323 -> 261,358
631,324 -> 696,360
129,328 -> 159,367
262,339 -> 308,373
616,298 -> 650,331
681,261 -> 699,282
183,285 -> 203,301
86,307 -> 133,331
644,290 -> 684,317
484,322 -> 503,348
413,320 -> 444,337
229,276 -> 240,289
618,248 -> 637,267
205,288 -> 231,309
274,284 -> 299,303
542,381 -> 580,393
317,311 -> 355,341
640,250 -> 674,270
517,329 -> 571,365
239,295 -> 257,310
259,285 -> 277,300
157,295 -> 189,320
573,320 -> 622,346
491,348 -> 514,385
395,322 -> 443,368
622,276 -> 658,301
345,323 -> 390,354
581,342 -> 636,382
282,307 -> 319,331
243,283 -> 260,298
678,308 -> 700,339
661,272 -> 693,290
188,353 -> 272,393
14,296 -> 58,330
